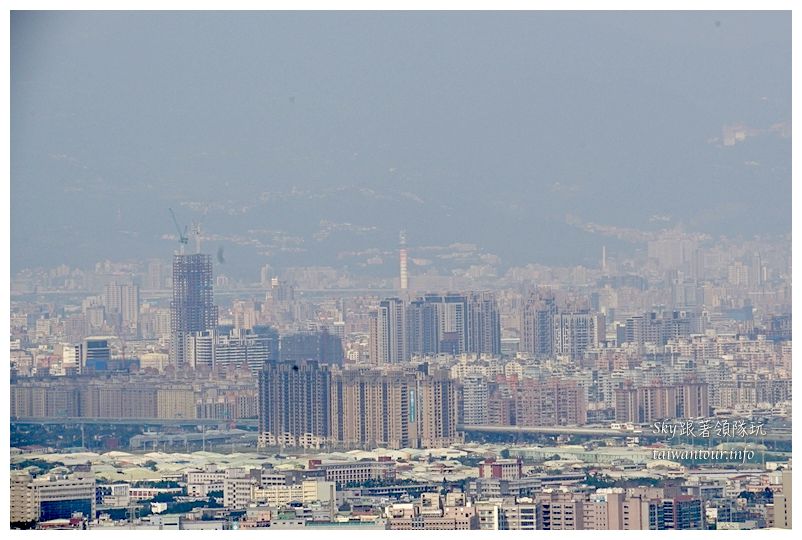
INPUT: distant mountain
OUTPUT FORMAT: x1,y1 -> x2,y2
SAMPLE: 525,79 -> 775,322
11,11 -> 791,275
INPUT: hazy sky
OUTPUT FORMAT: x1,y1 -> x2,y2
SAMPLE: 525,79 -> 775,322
11,11 -> 791,276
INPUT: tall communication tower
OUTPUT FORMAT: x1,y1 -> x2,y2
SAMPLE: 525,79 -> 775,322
602,245 -> 607,273
399,231 -> 409,291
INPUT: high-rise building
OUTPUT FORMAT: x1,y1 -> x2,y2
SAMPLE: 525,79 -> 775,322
258,360 -> 331,449
280,330 -> 343,366
170,254 -> 218,368
410,294 -> 469,355
749,252 -> 762,288
616,385 -> 676,424
552,310 -> 603,361
432,294 -> 469,355
146,259 -> 166,290
267,277 -> 294,302
216,326 -> 279,373
369,298 -> 408,364
521,289 -> 557,357
329,365 -> 461,450
418,366 -> 460,448
516,378 -> 588,426
231,299 -> 259,330
406,298 -> 437,356
623,311 -> 692,347
461,375 -> 489,425
156,385 -> 197,419
623,314 -> 660,347
614,383 -> 709,423
259,264 -> 273,288
330,367 -> 420,449
104,282 -> 140,337
399,231 -> 409,291
82,337 -> 111,373
407,292 -> 501,357
84,300 -> 106,335
183,330 -> 215,371
487,380 -> 516,426
64,314 -> 86,344
675,381 -> 710,419
467,291 -> 502,355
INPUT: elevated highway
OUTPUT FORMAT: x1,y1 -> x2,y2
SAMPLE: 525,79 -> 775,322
12,416 -> 258,428
459,424 -> 792,443
12,418 -> 791,443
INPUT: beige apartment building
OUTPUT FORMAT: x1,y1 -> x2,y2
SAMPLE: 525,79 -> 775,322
10,471 -> 96,524
418,368 -> 460,448
516,378 -> 587,426
328,366 -> 460,450
772,469 -> 792,529
330,368 -> 420,449
253,480 -> 335,508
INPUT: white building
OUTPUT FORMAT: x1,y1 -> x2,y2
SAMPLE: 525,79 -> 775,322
223,468 -> 257,509
253,480 -> 336,508
461,375 -> 489,425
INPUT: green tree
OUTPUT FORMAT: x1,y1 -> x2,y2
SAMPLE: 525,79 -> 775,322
152,492 -> 177,503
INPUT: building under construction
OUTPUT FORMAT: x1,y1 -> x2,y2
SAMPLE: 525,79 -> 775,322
170,253 -> 218,368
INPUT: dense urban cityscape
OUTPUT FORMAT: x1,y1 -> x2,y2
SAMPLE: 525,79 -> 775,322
9,226 -> 792,530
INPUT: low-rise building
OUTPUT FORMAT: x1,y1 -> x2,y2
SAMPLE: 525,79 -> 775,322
253,480 -> 336,509
186,469 -> 225,497
308,459 -> 396,486
11,471 -> 96,524
96,483 -> 131,508
385,493 -> 478,530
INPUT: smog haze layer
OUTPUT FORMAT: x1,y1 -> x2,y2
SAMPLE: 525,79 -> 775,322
11,11 -> 791,276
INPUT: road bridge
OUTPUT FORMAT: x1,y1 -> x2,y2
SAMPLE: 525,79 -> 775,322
12,418 -> 791,443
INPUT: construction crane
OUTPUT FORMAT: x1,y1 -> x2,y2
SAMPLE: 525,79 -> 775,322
169,208 -> 189,254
